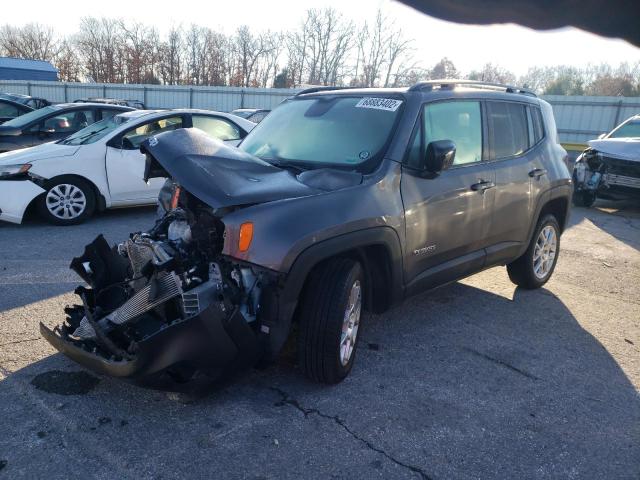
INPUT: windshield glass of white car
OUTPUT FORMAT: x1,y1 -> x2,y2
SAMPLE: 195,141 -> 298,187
609,120 -> 640,138
59,114 -> 134,146
2,105 -> 58,127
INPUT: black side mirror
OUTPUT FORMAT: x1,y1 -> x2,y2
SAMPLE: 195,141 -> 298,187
425,140 -> 456,173
122,137 -> 135,150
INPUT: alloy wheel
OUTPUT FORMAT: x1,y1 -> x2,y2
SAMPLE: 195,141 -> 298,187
339,279 -> 362,366
533,225 -> 557,279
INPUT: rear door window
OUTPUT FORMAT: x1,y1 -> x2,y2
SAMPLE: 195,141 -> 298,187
100,109 -> 121,121
192,115 -> 242,141
486,102 -> 528,160
122,116 -> 183,149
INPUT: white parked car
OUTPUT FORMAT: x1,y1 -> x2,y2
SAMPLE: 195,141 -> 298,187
0,109 -> 255,225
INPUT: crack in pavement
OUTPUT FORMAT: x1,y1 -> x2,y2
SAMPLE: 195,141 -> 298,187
0,337 -> 42,348
269,386 -> 432,480
463,347 -> 539,380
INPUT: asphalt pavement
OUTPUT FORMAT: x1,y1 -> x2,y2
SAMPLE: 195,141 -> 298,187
0,202 -> 639,479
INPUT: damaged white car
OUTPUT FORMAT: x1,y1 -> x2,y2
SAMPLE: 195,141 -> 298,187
573,114 -> 640,207
0,109 -> 254,225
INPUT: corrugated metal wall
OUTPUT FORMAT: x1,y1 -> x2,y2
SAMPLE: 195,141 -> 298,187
0,80 -> 295,111
1,80 -> 638,145
543,95 -> 640,144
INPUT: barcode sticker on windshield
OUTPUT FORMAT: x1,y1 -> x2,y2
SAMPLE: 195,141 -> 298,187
355,97 -> 403,112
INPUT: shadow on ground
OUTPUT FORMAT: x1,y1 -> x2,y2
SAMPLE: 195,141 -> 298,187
1,282 -> 638,479
570,199 -> 640,252
0,206 -> 157,312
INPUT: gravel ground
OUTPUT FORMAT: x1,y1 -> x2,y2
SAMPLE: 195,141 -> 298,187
0,201 -> 639,480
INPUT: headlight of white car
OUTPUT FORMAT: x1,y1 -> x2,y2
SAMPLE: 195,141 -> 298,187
0,163 -> 31,180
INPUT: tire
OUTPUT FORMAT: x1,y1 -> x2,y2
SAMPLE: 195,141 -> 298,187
297,258 -> 364,384
37,177 -> 96,225
572,190 -> 596,208
507,214 -> 560,289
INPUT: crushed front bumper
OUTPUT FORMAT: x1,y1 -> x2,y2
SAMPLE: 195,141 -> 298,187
40,303 -> 260,381
0,180 -> 45,224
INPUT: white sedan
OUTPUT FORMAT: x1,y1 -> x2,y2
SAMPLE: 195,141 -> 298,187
0,109 -> 254,225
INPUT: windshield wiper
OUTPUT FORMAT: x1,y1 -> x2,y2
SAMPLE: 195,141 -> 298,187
61,126 -> 108,145
267,160 -> 309,173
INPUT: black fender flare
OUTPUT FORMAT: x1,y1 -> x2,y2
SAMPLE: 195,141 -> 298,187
523,183 -> 572,249
262,226 -> 404,359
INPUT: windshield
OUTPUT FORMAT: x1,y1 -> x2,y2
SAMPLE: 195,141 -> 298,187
58,114 -> 133,145
608,120 -> 640,139
240,96 -> 402,168
2,105 -> 59,127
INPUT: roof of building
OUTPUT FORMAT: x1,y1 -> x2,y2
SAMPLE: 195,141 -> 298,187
0,57 -> 58,73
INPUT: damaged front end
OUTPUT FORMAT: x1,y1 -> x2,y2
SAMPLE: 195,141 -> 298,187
573,143 -> 640,205
41,183 -> 278,386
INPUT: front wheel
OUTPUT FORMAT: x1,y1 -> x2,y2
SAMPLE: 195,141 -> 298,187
297,258 -> 364,384
37,177 -> 96,225
572,190 -> 596,208
507,214 -> 560,289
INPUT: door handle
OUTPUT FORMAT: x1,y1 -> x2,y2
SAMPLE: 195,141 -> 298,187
529,168 -> 547,178
470,180 -> 496,192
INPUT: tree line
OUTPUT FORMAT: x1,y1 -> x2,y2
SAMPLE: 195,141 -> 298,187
1,9 -> 639,96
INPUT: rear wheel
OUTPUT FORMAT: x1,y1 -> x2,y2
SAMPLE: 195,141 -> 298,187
37,177 -> 96,225
297,258 -> 364,384
507,214 -> 560,289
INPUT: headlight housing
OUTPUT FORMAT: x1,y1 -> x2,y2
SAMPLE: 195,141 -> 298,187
0,163 -> 31,180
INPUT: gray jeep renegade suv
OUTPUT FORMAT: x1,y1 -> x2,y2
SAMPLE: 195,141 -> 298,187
42,80 -> 572,387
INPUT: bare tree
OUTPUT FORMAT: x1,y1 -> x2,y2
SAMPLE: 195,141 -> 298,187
304,8 -> 354,86
350,10 -> 414,88
75,17 -> 125,83
0,23 -> 60,61
158,27 -> 184,85
285,22 -> 309,87
467,63 -> 516,84
54,40 -> 82,82
119,21 -> 160,84
257,32 -> 283,87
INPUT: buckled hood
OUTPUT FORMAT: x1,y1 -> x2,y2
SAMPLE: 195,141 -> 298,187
141,128 -> 363,209
588,138 -> 640,162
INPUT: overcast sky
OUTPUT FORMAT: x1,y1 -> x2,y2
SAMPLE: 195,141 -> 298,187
3,0 -> 639,76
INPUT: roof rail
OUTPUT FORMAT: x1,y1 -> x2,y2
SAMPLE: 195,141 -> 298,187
409,79 -> 536,97
294,86 -> 354,96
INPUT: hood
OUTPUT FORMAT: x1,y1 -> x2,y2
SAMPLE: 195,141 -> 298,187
588,138 -> 640,162
141,128 -> 363,210
0,142 -> 80,166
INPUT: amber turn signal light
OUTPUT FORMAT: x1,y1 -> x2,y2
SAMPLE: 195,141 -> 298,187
238,222 -> 254,252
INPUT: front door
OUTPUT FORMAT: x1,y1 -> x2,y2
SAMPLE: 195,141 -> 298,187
401,99 -> 495,294
106,115 -> 183,202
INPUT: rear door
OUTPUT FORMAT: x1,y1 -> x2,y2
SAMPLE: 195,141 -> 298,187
401,99 -> 496,294
485,101 -> 550,264
105,115 -> 184,203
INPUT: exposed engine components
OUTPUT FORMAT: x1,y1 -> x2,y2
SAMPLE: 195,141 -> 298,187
40,188 -> 277,384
